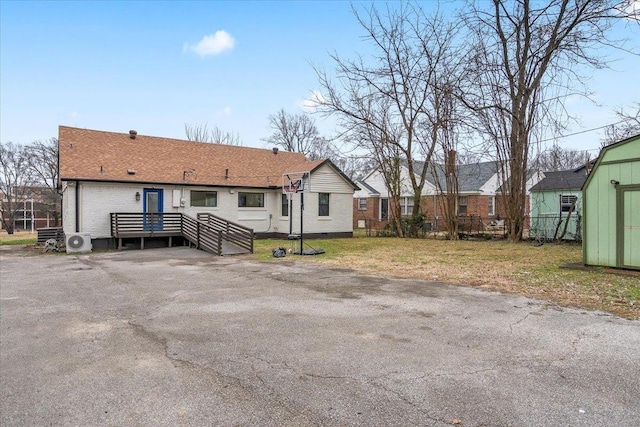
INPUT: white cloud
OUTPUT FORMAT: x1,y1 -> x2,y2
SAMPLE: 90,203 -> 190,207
217,106 -> 232,116
626,0 -> 640,18
185,31 -> 235,57
299,90 -> 327,112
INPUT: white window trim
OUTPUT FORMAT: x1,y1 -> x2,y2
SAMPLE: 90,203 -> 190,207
358,198 -> 367,211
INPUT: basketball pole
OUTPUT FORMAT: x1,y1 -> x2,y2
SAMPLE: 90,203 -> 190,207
289,193 -> 293,235
300,191 -> 304,254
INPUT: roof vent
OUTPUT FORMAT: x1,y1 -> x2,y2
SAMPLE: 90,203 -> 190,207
129,130 -> 137,139
127,169 -> 136,175
272,147 -> 279,155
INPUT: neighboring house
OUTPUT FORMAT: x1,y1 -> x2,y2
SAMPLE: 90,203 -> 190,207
58,126 -> 358,250
529,167 -> 589,241
354,160 -> 542,233
424,161 -> 505,220
353,180 -> 384,230
583,133 -> 640,270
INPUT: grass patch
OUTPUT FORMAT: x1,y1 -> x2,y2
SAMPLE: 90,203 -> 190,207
255,236 -> 639,320
0,231 -> 37,246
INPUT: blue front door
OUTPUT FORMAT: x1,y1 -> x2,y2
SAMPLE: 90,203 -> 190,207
143,189 -> 163,231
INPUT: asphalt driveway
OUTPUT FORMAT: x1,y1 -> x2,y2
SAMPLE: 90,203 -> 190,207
1,247 -> 639,426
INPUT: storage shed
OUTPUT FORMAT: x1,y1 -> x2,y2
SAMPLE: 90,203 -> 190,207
529,166 -> 589,241
582,133 -> 640,270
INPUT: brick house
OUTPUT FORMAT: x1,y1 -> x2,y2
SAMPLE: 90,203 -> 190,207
354,160 -> 540,233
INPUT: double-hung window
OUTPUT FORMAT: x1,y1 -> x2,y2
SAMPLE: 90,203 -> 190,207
380,198 -> 389,220
458,196 -> 468,215
358,198 -> 367,210
488,196 -> 495,216
281,194 -> 289,217
402,197 -> 414,216
318,193 -> 330,216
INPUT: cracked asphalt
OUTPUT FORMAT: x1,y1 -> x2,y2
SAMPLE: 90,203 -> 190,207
1,246 -> 639,427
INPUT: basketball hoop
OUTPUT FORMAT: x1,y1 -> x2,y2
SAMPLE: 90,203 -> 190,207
282,171 -> 311,253
282,171 -> 310,194
287,181 -> 300,194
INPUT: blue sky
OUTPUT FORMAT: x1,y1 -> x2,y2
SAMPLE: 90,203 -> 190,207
1,0 -> 638,156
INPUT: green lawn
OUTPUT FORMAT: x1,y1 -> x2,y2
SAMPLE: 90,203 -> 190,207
255,235 -> 639,320
0,231 -> 37,245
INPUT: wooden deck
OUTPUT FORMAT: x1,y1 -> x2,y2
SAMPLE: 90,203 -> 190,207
110,212 -> 253,255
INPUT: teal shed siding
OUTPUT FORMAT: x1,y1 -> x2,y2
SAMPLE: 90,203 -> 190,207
530,190 -> 582,240
583,135 -> 640,269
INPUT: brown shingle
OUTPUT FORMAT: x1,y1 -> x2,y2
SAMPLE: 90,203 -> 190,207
59,126 -> 324,188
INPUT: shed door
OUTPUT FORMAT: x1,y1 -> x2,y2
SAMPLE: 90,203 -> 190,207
621,189 -> 640,268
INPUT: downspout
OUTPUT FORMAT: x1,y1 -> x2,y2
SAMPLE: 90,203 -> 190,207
75,180 -> 80,232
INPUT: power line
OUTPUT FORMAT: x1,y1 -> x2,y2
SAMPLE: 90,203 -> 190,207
537,118 -> 631,143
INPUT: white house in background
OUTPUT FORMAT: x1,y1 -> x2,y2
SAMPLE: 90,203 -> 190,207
58,126 -> 358,250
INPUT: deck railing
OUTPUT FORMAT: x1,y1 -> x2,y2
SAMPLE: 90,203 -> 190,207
110,212 -> 182,236
197,212 -> 254,253
181,213 -> 223,255
110,212 -> 253,255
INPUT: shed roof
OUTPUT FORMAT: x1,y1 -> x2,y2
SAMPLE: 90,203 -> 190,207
582,132 -> 640,191
530,169 -> 588,192
58,126 -> 345,189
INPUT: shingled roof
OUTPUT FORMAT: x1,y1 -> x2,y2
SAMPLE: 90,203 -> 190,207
412,160 -> 500,192
529,168 -> 588,191
58,126 -> 326,188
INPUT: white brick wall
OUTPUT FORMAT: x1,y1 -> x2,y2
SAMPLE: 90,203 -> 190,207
63,175 -> 355,238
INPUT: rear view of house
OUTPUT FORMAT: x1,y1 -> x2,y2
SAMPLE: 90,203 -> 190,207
583,134 -> 640,270
58,126 -> 358,252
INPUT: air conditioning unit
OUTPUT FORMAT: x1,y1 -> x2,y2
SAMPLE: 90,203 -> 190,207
66,233 -> 92,253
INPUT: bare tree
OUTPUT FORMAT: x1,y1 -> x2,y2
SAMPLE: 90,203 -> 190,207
184,123 -> 242,145
0,142 -> 36,234
432,150 -> 461,240
601,102 -> 640,147
262,109 -> 324,157
462,0 -> 637,241
533,142 -> 590,171
26,138 -> 59,191
315,4 -> 462,236
26,138 -> 62,226
333,155 -> 376,181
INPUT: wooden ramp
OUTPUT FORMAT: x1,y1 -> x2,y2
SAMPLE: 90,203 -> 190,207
221,240 -> 251,256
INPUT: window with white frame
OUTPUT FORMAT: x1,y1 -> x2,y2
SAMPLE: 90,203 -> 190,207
358,198 -> 367,210
488,196 -> 495,216
560,195 -> 577,213
458,196 -> 468,215
380,198 -> 389,220
402,197 -> 414,216
318,193 -> 330,216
